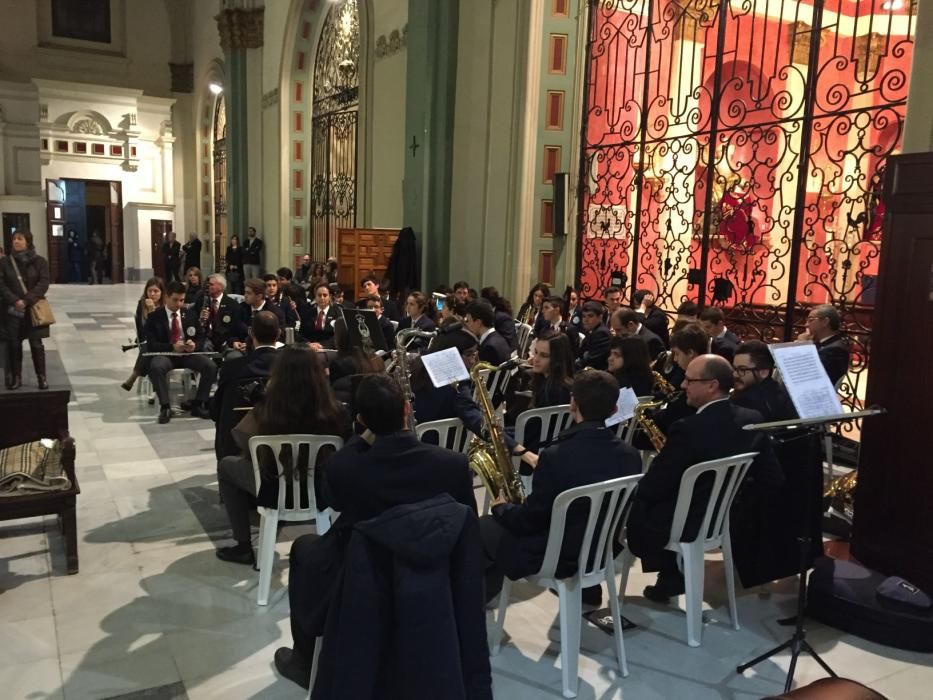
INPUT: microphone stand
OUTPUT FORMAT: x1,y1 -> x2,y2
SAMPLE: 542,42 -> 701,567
736,408 -> 884,693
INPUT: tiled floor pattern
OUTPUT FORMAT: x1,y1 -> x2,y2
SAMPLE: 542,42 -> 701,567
0,283 -> 930,699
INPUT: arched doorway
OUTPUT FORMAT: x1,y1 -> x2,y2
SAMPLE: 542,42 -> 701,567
310,0 -> 360,259
212,93 -> 228,269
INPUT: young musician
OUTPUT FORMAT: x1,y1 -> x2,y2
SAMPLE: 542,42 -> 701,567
610,308 -> 665,360
527,331 -> 574,409
575,301 -> 611,370
607,335 -> 655,397
359,275 -> 401,321
517,282 -> 549,330
539,295 -> 579,354
480,286 -> 518,352
365,295 -> 396,348
143,281 -> 218,424
797,303 -> 850,386
121,277 -> 164,391
262,274 -> 298,328
229,279 -> 286,353
300,282 -> 341,347
464,299 -> 511,366
633,288 -> 670,347
699,306 -> 739,363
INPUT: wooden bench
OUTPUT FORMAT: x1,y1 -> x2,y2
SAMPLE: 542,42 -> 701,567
0,389 -> 79,574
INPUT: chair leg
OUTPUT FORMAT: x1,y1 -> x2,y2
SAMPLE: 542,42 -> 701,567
604,558 -> 628,677
61,505 -> 79,575
491,577 -> 512,655
481,490 -> 491,516
618,548 -> 635,601
256,511 -> 279,606
307,635 -> 322,700
721,531 -> 740,630
557,580 -> 582,698
681,543 -> 706,647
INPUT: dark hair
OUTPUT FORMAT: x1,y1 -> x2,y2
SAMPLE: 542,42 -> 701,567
333,318 -> 385,374
410,329 -> 478,394
312,281 -> 331,296
276,267 -> 293,280
531,331 -> 575,405
581,300 -> 604,316
670,324 -> 709,357
365,294 -> 383,307
244,278 -> 266,297
251,310 -> 280,345
572,370 -> 620,422
699,306 -> 724,324
699,355 -> 734,393
525,283 -> 551,307
311,262 -> 325,278
407,291 -> 428,314
603,285 -> 621,297
184,267 -> 202,286
453,280 -> 470,292
613,308 -> 639,328
140,277 -> 165,304
677,301 -> 699,318
165,280 -> 186,297
12,230 -> 35,250
355,374 -> 405,435
543,295 -> 566,318
632,289 -> 652,306
812,304 -> 841,331
262,273 -> 278,283
611,335 -> 652,373
735,339 -> 774,370
480,286 -> 513,315
465,299 -> 495,329
230,234 -> 240,246
360,275 -> 377,288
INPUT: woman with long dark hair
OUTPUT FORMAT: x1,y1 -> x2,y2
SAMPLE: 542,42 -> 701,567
183,266 -> 203,305
216,345 -> 351,565
0,231 -> 51,390
528,331 -> 575,408
564,286 -> 583,329
397,291 -> 436,354
225,235 -> 244,294
327,317 -> 386,403
481,286 -> 518,352
517,282 -> 550,330
607,335 -> 655,396
121,277 -> 165,391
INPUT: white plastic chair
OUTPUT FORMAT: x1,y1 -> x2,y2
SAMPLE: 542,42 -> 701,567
472,366 -> 512,407
515,322 -> 534,359
138,368 -> 194,409
619,452 -> 758,647
227,293 -> 245,303
512,404 -> 573,494
249,434 -> 345,606
823,376 -> 846,487
491,473 -> 644,698
415,417 -> 472,454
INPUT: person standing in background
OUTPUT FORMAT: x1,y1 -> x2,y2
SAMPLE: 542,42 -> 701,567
162,231 -> 182,283
243,226 -> 263,280
183,232 -> 201,273
225,235 -> 244,295
86,231 -> 105,284
67,230 -> 84,283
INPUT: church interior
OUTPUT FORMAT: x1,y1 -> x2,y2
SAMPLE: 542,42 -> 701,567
0,0 -> 931,698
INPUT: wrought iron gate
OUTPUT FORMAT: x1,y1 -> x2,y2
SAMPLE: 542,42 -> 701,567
577,0 -> 915,412
310,109 -> 358,259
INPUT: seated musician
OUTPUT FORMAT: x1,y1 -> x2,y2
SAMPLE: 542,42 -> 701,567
143,281 -> 218,425
480,286 -> 518,352
365,294 -> 396,348
527,331 -> 574,409
183,266 -> 203,305
699,306 -> 739,363
300,282 -> 341,347
263,274 -> 298,329
121,277 -> 164,391
601,285 -> 623,325
211,311 -> 281,462
675,300 -> 699,324
480,370 -> 641,607
539,295 -> 579,355
626,355 -> 780,603
195,273 -> 240,352
229,279 -> 286,355
647,323 -> 710,434
797,303 -> 850,386
607,335 -> 655,396
275,375 -> 477,690
452,279 -> 472,306
610,308 -> 665,361
215,345 -> 351,566
576,300 -> 611,370
358,275 -> 401,321
327,318 -> 385,404
633,288 -> 670,348
397,291 -> 436,353
517,282 -> 550,331
465,299 -> 512,366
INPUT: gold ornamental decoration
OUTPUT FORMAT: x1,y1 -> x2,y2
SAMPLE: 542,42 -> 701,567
216,8 -> 264,51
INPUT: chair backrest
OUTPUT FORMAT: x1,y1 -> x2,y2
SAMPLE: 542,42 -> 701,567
512,404 -> 573,472
415,417 -> 472,453
249,434 -> 345,513
515,322 -> 534,358
667,452 -> 758,548
390,319 -> 399,331
536,474 -> 644,581
228,293 -> 245,303
472,367 -> 512,404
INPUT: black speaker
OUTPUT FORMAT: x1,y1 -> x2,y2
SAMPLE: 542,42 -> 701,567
553,172 -> 568,237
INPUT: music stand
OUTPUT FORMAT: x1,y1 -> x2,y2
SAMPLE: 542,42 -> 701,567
342,308 -> 388,353
735,408 -> 884,692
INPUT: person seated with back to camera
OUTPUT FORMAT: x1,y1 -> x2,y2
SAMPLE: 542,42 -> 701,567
326,317 -> 386,406
480,286 -> 518,353
211,310 -> 281,462
607,335 -> 655,397
215,344 -> 352,566
480,370 -> 642,607
610,307 -> 666,361
274,374 -> 481,692
143,280 -> 218,424
463,299 -> 512,367
228,278 -> 286,357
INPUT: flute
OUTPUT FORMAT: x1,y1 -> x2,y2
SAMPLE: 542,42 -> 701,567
142,351 -> 222,357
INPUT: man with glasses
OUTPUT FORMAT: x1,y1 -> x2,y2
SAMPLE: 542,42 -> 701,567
798,303 -> 850,386
626,354 -> 778,603
731,340 -> 795,421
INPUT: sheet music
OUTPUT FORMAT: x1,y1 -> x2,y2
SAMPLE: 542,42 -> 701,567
770,342 -> 844,419
605,387 -> 640,427
421,347 -> 470,388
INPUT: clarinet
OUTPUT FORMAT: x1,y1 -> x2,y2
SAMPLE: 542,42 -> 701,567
200,283 -> 211,330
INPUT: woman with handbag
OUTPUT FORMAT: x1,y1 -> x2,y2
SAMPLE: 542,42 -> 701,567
0,231 -> 52,390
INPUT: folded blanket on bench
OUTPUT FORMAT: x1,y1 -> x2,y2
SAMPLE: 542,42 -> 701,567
0,439 -> 70,496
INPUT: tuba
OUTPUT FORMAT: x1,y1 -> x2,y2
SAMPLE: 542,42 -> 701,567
467,360 -> 525,504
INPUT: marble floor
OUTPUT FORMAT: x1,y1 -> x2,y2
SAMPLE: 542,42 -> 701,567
0,283 -> 929,700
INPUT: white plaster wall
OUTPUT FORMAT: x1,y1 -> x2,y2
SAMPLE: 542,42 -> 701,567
0,0 -> 173,97
126,205 -> 175,273
369,0 -> 408,230
0,194 -> 47,257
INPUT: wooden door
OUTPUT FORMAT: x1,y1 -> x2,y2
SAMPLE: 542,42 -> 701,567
2,213 -> 30,256
851,152 -> 933,592
336,228 -> 399,300
108,182 -> 124,283
151,220 -> 172,280
45,179 -> 67,282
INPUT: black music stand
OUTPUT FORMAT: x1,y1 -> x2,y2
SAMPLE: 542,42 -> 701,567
736,408 -> 884,693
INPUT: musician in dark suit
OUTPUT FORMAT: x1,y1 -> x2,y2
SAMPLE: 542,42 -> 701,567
611,308 -> 665,360
300,282 -> 342,347
480,370 -> 641,606
161,231 -> 182,282
194,273 -> 241,352
182,232 -> 201,272
262,274 -> 298,329
144,281 -> 218,424
627,355 -> 781,602
211,311 -> 280,461
275,375 -> 476,690
798,304 -> 850,386
359,275 -> 401,322
465,299 -> 511,366
576,301 -> 611,370
365,294 -> 396,348
699,306 -> 739,363
540,296 -> 580,355
633,289 -> 670,348
229,279 -> 286,352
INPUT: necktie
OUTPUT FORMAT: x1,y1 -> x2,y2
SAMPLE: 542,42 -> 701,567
171,312 -> 181,344
211,297 -> 218,318
316,310 -> 325,331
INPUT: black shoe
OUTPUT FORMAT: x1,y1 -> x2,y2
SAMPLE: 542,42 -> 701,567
643,574 -> 686,604
215,544 -> 256,566
158,405 -> 172,424
274,647 -> 312,690
190,403 -> 211,419
180,399 -> 194,411
37,375 -> 48,390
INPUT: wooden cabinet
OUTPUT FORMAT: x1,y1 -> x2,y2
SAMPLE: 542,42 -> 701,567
336,227 -> 398,296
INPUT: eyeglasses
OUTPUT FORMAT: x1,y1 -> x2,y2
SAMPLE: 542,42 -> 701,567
682,375 -> 715,384
732,365 -> 759,374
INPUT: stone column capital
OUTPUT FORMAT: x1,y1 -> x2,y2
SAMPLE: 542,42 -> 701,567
215,7 -> 264,51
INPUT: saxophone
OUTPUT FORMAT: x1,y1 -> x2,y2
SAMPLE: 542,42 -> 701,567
824,469 -> 857,524
467,360 -> 525,504
633,399 -> 667,451
651,370 -> 677,399
391,328 -> 437,431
